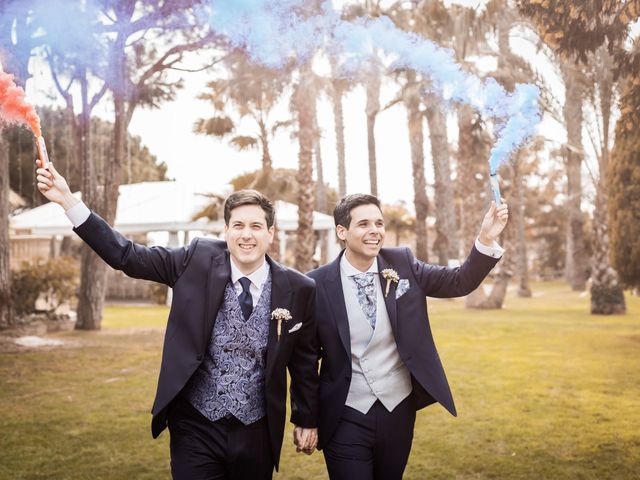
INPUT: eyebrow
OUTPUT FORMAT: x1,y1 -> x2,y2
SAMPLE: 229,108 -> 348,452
356,218 -> 383,224
231,220 -> 266,226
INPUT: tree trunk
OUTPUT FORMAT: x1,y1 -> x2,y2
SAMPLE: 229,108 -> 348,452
314,116 -> 327,213
75,69 -> 107,330
561,62 -> 588,291
457,105 -> 493,308
590,48 -> 625,315
268,221 -> 281,262
0,132 -> 12,328
425,96 -> 457,264
293,67 -> 316,273
590,185 -> 625,314
404,77 -> 429,262
511,159 -> 531,297
365,74 -> 380,197
331,80 -> 347,197
258,120 -> 273,174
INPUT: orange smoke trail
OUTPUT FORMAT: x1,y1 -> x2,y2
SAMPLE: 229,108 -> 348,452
0,70 -> 41,136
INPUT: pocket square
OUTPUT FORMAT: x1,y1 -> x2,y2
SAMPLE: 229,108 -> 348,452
395,279 -> 410,299
288,322 -> 303,333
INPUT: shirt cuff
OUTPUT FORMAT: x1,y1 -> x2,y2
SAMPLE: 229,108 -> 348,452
65,201 -> 91,227
475,237 -> 504,259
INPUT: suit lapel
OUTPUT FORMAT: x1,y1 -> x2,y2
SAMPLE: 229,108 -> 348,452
377,253 -> 398,335
325,251 -> 351,360
205,250 -> 232,341
265,256 -> 293,383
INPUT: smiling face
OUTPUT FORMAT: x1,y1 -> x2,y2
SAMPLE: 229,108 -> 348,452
225,204 -> 274,275
336,203 -> 385,271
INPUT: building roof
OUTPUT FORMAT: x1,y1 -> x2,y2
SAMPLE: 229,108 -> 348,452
10,181 -> 335,237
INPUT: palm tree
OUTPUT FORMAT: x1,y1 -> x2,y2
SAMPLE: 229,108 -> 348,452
365,68 -> 381,197
402,71 -> 430,262
329,57 -> 350,197
387,0 -> 462,265
292,64 -> 317,272
560,60 -> 589,291
584,46 -> 625,314
383,202 -> 415,247
194,51 -> 292,174
343,2 -> 385,197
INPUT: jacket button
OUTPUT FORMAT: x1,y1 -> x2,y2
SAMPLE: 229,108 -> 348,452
197,354 -> 203,361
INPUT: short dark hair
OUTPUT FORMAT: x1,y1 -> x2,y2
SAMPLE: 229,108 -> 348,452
333,194 -> 382,228
224,189 -> 275,228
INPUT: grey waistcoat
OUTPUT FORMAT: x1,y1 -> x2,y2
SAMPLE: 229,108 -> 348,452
342,274 -> 413,414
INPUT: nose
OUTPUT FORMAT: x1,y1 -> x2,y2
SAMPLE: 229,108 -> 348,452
240,227 -> 253,239
369,224 -> 382,235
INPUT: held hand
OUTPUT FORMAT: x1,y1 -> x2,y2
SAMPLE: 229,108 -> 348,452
478,200 -> 509,246
35,159 -> 78,210
293,426 -> 318,455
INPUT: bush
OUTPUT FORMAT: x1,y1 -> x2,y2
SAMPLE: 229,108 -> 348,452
11,257 -> 80,317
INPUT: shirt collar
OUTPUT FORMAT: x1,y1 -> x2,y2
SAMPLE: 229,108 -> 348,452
230,256 -> 270,289
340,252 -> 378,277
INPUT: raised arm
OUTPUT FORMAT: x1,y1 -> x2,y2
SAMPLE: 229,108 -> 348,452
36,160 -> 193,286
413,201 -> 509,298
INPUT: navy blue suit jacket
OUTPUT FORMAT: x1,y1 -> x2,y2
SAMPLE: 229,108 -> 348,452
307,245 -> 499,448
73,212 -> 318,469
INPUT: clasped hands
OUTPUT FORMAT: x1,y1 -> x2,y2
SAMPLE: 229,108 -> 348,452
293,426 -> 317,455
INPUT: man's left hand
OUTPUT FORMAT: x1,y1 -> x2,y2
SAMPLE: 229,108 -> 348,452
478,200 -> 509,246
293,426 -> 317,455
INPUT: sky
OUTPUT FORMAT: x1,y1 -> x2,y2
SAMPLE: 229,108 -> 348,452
19,0 -> 612,209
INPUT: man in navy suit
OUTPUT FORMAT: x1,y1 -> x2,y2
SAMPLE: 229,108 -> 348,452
36,160 -> 318,479
308,193 -> 508,480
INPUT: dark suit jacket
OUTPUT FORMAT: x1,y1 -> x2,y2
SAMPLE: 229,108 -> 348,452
74,212 -> 318,469
307,245 -> 499,448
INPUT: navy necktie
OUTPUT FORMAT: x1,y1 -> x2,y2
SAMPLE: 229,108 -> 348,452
238,277 -> 253,320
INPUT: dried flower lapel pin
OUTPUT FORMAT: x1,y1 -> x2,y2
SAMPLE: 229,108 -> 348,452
381,268 -> 399,298
271,308 -> 292,341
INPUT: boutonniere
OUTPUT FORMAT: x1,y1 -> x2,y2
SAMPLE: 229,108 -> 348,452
381,268 -> 399,298
271,308 -> 292,341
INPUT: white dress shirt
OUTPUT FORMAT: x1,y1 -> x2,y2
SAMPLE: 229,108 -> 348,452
230,257 -> 270,306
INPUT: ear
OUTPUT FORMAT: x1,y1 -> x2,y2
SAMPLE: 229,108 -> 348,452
268,225 -> 275,244
336,224 -> 347,241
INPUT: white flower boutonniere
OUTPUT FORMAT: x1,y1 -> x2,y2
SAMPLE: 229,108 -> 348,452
381,268 -> 399,298
271,308 -> 293,341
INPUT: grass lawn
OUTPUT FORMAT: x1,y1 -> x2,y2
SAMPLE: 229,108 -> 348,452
1,282 -> 638,479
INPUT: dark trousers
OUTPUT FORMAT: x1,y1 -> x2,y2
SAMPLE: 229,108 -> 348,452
323,396 -> 416,480
167,397 -> 274,480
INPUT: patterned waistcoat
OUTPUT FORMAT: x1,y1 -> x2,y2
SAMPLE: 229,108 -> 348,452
183,273 -> 272,424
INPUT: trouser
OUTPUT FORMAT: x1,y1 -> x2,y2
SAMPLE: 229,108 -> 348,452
323,396 -> 416,480
167,397 -> 273,480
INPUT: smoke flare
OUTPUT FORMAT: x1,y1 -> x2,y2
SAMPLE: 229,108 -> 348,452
209,0 -> 541,173
0,70 -> 41,136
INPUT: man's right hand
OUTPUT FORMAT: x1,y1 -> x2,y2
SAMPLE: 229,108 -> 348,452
36,159 -> 78,211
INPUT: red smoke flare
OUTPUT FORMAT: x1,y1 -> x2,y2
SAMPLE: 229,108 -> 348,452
0,70 -> 41,136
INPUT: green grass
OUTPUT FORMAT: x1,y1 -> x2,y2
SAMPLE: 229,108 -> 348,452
1,282 -> 639,479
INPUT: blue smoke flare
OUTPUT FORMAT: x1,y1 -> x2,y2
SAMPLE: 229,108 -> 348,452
208,0 -> 541,174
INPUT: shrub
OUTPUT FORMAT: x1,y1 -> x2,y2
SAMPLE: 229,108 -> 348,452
11,257 -> 80,316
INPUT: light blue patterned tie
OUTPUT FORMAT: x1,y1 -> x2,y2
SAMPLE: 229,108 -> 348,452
351,272 -> 377,329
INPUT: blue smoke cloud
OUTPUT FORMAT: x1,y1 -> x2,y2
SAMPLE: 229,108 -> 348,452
209,0 -> 541,174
